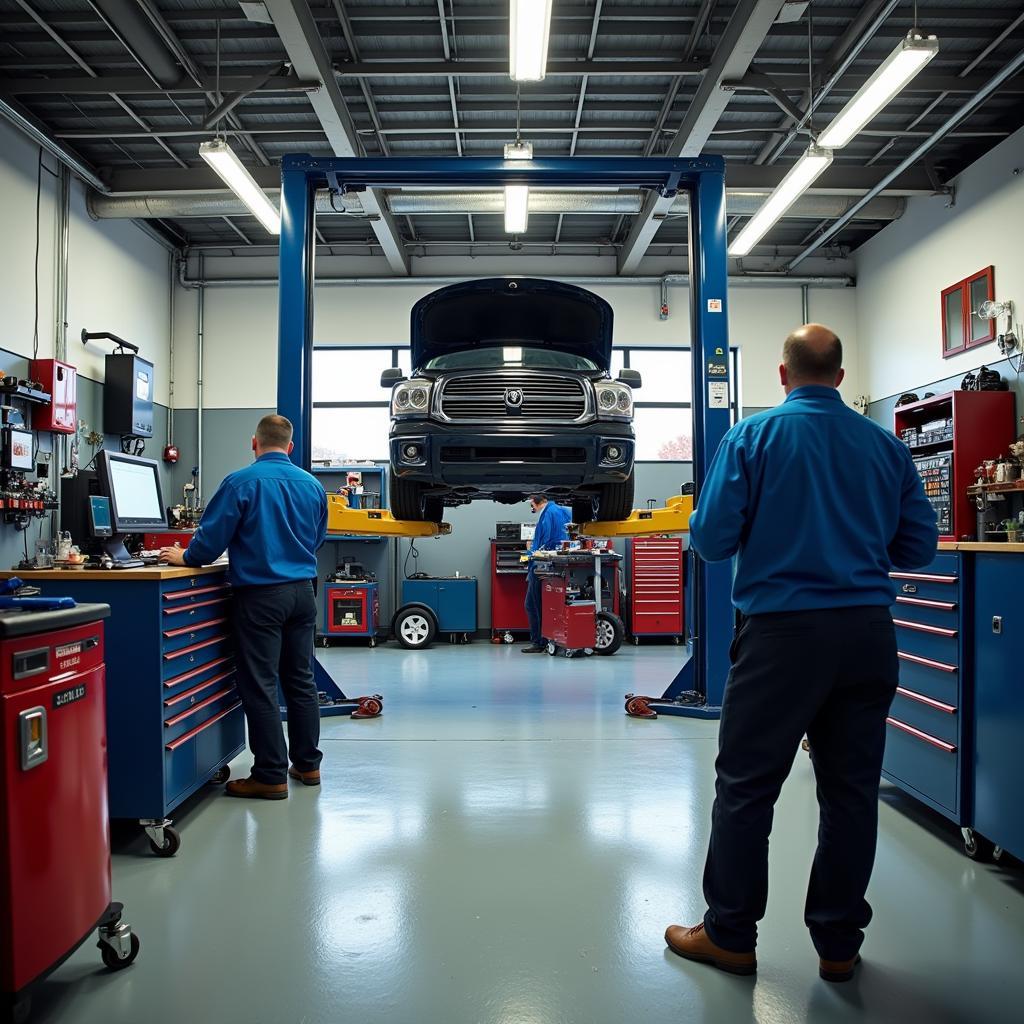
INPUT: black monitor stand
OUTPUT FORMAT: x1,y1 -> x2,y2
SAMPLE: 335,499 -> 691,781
101,535 -> 144,569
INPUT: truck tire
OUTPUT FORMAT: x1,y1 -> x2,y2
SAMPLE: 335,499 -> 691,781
390,474 -> 428,520
596,471 -> 635,521
572,498 -> 595,524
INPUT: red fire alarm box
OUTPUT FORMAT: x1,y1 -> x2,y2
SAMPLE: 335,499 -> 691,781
29,359 -> 77,434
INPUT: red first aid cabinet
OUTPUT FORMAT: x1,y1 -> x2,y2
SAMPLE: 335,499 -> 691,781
1,603 -> 139,1020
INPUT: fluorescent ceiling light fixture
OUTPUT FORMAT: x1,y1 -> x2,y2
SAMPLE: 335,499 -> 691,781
505,185 -> 529,233
504,140 -> 534,160
817,31 -> 939,149
510,0 -> 553,82
198,138 -> 281,234
728,145 -> 833,257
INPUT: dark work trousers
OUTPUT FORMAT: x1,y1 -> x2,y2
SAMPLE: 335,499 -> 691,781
525,570 -> 543,645
702,606 -> 898,962
232,579 -> 323,785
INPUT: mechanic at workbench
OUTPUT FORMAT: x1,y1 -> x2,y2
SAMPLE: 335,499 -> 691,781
521,493 -> 573,653
161,414 -> 328,800
663,324 -> 937,981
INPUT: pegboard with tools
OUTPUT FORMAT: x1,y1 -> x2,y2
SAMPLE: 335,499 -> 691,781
0,370 -> 60,531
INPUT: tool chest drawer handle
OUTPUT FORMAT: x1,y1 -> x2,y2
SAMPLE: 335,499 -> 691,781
164,655 -> 233,688
889,572 -> 958,584
165,686 -> 238,728
166,701 -> 243,750
162,634 -> 229,661
897,651 -> 957,673
162,597 -> 230,617
895,596 -> 957,611
163,617 -> 228,640
896,686 -> 957,715
886,716 -> 957,753
164,668 -> 237,708
163,583 -> 230,602
892,618 -> 958,638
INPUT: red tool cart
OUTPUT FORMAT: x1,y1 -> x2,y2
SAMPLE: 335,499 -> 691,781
490,538 -> 531,642
627,537 -> 685,643
1,599 -> 140,1022
536,548 -> 624,657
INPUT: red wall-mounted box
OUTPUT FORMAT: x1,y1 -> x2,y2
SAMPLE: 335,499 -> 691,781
29,359 -> 77,434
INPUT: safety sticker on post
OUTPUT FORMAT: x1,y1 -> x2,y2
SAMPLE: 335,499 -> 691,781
708,382 -> 728,409
707,299 -> 723,312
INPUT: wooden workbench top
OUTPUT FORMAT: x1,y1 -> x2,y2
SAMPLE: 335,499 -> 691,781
948,542 -> 1024,554
0,564 -> 227,582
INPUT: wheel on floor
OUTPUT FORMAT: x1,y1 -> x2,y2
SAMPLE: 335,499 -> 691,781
392,605 -> 438,649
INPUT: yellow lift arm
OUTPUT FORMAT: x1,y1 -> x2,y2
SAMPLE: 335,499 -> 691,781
326,492 -> 692,540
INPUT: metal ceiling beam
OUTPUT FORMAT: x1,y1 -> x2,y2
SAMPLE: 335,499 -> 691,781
86,0 -> 181,88
333,59 -> 707,77
0,73 -> 319,95
202,62 -> 290,129
264,0 -> 409,274
617,0 -> 787,274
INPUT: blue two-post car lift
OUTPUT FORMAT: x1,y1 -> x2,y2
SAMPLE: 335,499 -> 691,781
275,155 -> 735,718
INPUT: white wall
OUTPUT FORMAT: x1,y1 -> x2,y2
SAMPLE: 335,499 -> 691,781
0,119 -> 172,401
172,277 -> 860,411
856,124 -> 1024,401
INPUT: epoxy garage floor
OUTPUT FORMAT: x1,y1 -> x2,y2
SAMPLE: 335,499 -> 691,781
36,644 -> 1024,1024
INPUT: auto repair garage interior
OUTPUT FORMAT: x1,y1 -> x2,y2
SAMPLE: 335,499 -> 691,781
3,1 -> 1024,1022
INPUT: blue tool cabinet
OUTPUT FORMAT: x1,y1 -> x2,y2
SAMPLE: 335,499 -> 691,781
401,577 -> 477,634
883,551 -> 969,823
0,567 -> 245,855
971,553 -> 1024,860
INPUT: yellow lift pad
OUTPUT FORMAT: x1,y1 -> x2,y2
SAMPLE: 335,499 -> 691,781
580,493 -> 694,538
326,493 -> 452,538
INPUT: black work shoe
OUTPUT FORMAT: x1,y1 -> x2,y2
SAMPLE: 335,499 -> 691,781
521,644 -> 546,653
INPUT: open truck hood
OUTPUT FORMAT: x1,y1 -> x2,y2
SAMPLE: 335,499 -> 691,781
410,278 -> 613,371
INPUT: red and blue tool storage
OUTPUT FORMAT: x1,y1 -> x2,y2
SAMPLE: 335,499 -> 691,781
321,582 -> 379,645
1,603 -> 140,1020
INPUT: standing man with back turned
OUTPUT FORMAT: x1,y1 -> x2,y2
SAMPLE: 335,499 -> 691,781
664,325 -> 937,981
160,414 -> 328,800
521,493 -> 572,653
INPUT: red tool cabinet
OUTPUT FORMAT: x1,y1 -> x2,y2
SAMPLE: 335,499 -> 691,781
542,578 -> 596,653
490,539 -> 530,641
628,537 -> 685,641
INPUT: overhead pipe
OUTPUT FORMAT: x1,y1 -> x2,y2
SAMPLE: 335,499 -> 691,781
88,0 -> 182,88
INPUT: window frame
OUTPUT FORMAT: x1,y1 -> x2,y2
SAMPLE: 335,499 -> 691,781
941,266 -> 996,358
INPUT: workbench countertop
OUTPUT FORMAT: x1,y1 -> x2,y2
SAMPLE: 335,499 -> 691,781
0,564 -> 227,582
936,542 -> 1024,554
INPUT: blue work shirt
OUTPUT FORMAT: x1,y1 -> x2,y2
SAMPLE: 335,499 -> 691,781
528,501 -> 572,574
183,452 -> 328,587
689,386 -> 938,616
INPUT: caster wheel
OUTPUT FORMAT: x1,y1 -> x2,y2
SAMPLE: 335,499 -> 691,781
584,647 -> 594,656
368,637 -> 377,648
546,642 -> 556,656
563,649 -> 573,658
101,932 -> 140,972
673,636 -> 682,645
503,632 -> 514,644
632,637 -> 639,646
210,765 -> 230,785
318,636 -> 328,648
149,825 -> 181,858
963,828 -> 996,862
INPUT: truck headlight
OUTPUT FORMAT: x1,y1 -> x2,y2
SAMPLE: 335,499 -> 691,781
594,382 -> 633,419
392,379 -> 433,417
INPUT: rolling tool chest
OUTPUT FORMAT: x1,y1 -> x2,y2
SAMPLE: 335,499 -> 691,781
321,582 -> 379,645
626,537 -> 684,642
490,538 -> 530,641
0,567 -> 245,858
883,552 -> 968,824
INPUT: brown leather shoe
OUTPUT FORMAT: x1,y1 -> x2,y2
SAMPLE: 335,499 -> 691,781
288,766 -> 321,786
665,923 -> 756,976
819,954 -> 861,982
225,777 -> 288,800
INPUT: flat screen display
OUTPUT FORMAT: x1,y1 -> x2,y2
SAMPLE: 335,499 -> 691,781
97,451 -> 167,530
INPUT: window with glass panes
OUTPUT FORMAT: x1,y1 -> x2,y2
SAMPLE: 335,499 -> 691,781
311,345 -> 738,463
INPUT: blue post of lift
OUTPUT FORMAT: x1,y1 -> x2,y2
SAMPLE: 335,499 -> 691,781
276,156 -> 735,718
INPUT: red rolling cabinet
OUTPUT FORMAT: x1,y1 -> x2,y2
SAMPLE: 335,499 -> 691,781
490,539 -> 530,641
627,537 -> 684,641
893,390 -> 1015,541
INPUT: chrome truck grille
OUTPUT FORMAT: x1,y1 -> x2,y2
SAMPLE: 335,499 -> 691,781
437,373 -> 588,422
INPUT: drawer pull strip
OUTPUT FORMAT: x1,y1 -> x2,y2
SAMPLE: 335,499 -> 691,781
897,651 -> 957,673
162,583 -> 230,602
163,596 -> 230,617
164,668 -> 236,708
886,716 -> 957,753
163,617 -> 228,640
895,596 -> 957,611
892,618 -> 958,638
889,572 -> 958,584
896,686 -> 957,715
165,686 -> 238,728
163,634 -> 229,662
166,701 -> 243,750
164,655 -> 233,689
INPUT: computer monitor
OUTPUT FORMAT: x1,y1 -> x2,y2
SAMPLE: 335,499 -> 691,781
94,451 -> 167,563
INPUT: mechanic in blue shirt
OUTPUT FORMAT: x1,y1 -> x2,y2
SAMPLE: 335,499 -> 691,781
664,325 -> 937,983
521,493 -> 573,653
161,414 -> 328,800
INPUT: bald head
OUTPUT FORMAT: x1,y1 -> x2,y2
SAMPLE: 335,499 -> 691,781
780,323 -> 844,392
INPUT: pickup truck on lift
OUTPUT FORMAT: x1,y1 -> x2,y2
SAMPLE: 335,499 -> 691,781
381,277 -> 641,523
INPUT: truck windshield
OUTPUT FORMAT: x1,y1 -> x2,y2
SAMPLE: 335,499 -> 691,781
424,346 -> 599,371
